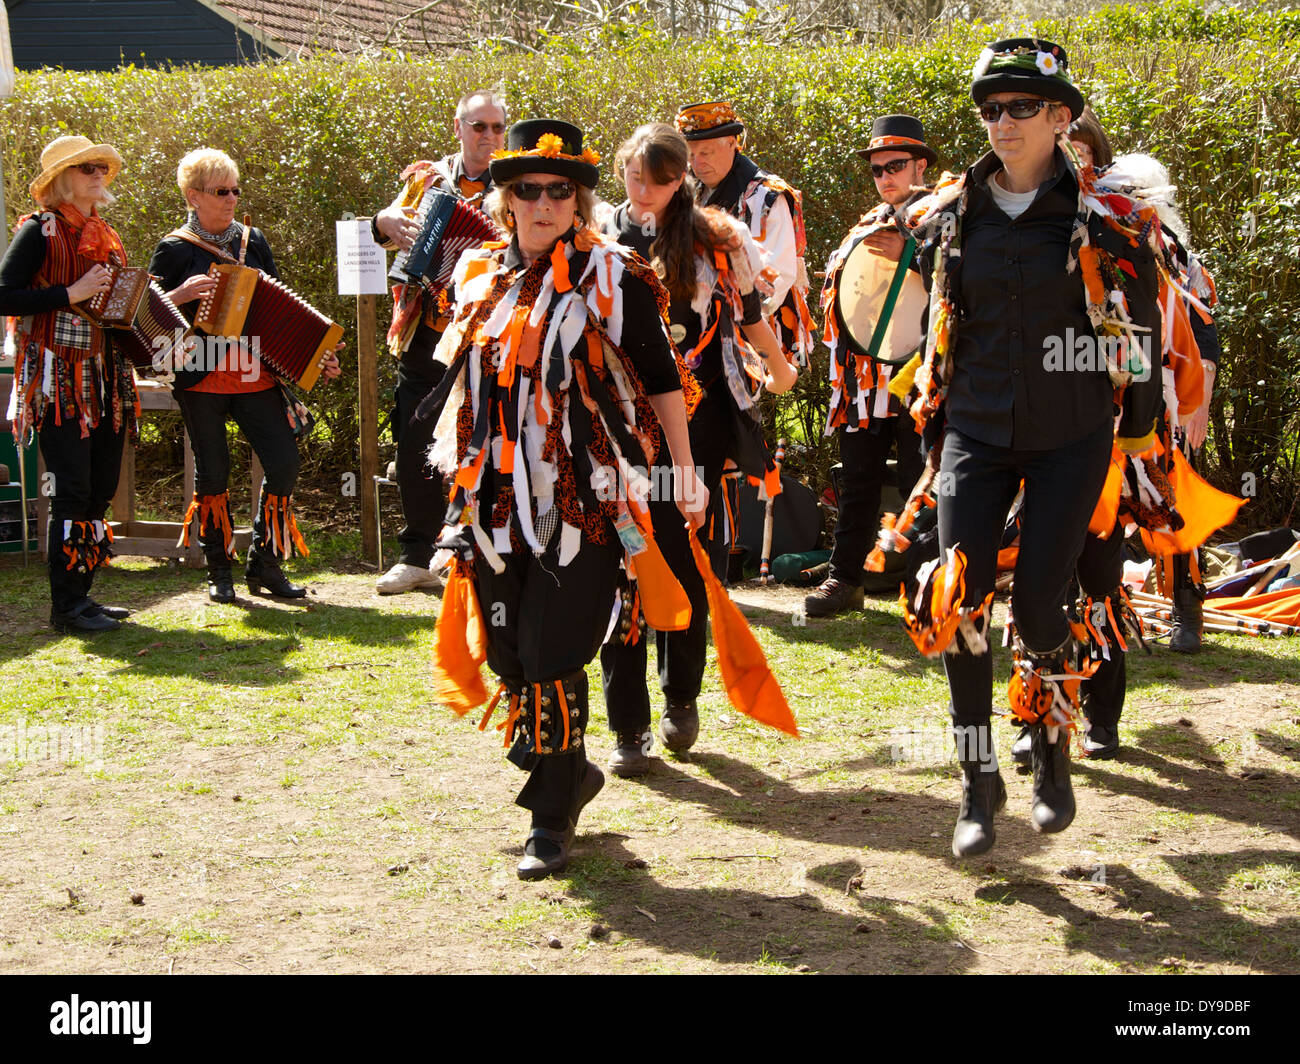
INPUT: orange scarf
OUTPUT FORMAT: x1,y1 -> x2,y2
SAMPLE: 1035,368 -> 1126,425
55,202 -> 126,264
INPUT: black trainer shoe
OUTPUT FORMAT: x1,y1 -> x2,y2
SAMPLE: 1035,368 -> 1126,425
803,578 -> 865,618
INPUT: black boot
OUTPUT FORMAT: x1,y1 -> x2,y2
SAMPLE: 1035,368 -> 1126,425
951,725 -> 1006,857
803,578 -> 865,618
1029,723 -> 1075,833
49,520 -> 119,633
207,558 -> 236,604
1168,586 -> 1204,654
661,698 -> 699,754
245,547 -> 306,598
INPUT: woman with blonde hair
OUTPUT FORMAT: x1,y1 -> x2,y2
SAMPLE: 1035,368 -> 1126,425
149,148 -> 340,603
0,135 -> 138,632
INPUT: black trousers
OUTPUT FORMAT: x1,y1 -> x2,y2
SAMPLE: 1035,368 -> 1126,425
394,329 -> 447,568
173,386 -> 298,552
939,421 -> 1113,725
476,523 -> 621,823
39,410 -> 127,614
1075,521 -> 1126,728
600,390 -> 734,735
829,415 -> 926,586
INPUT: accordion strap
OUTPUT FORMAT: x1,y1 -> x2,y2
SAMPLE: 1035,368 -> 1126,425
166,227 -> 240,263
239,219 -> 251,265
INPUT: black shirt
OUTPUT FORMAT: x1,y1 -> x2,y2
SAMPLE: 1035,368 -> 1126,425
941,150 -> 1159,451
0,217 -> 78,317
605,203 -> 761,390
148,226 -> 280,389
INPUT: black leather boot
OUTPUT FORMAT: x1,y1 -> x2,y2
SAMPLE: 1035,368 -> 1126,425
1029,723 -> 1075,833
1168,586 -> 1204,654
951,726 -> 1006,858
661,698 -> 699,754
245,547 -> 306,598
204,548 -> 236,604
609,731 -> 651,778
803,578 -> 865,618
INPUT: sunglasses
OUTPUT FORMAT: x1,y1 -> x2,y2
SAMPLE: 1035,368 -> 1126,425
75,162 -> 111,176
206,187 -> 241,198
512,181 -> 576,202
467,120 -> 506,134
870,158 -> 913,179
978,98 -> 1052,122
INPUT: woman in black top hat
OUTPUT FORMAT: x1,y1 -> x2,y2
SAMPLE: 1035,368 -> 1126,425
427,119 -> 706,878
902,39 -> 1162,856
598,122 -> 795,774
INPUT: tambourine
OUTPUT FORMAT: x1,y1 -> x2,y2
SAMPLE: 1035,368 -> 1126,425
833,228 -> 927,366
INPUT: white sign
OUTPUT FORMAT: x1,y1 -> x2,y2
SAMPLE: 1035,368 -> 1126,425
1,6 -> 14,99
335,218 -> 388,296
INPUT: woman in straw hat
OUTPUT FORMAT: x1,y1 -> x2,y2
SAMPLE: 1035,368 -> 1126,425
0,135 -> 137,633
426,119 -> 706,879
898,39 -> 1163,856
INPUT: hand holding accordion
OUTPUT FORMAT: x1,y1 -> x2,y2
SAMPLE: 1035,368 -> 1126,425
389,188 -> 499,291
75,264 -> 190,380
192,263 -> 344,391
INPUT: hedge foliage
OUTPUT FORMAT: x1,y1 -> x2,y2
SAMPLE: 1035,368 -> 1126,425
3,1 -> 1298,525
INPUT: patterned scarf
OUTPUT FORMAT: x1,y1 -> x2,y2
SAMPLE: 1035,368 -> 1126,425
185,211 -> 242,251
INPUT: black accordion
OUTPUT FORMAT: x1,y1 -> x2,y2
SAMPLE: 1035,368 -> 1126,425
389,188 -> 498,290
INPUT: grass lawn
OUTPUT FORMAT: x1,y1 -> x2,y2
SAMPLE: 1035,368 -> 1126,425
1,527 -> 1297,974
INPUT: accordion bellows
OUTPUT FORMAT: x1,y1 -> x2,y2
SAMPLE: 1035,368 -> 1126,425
389,188 -> 499,290
77,265 -> 188,378
192,263 -> 343,391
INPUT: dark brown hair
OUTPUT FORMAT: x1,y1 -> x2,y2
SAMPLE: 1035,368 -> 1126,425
615,123 -> 740,302
1068,106 -> 1114,168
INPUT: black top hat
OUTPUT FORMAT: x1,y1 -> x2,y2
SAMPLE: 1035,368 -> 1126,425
970,38 -> 1085,120
674,101 -> 745,141
488,119 -> 600,188
855,115 -> 938,166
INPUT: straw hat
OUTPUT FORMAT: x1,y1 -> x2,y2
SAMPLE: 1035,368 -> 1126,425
29,135 -> 123,202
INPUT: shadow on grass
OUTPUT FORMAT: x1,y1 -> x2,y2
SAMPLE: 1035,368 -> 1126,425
1075,726 -> 1300,841
973,850 -> 1300,974
553,834 -> 979,974
65,598 -> 436,683
636,750 -> 1064,863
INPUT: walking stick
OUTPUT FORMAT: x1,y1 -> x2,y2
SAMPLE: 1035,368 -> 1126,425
759,439 -> 786,585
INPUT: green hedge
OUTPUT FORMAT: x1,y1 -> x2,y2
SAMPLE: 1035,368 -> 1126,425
4,1 -> 1298,525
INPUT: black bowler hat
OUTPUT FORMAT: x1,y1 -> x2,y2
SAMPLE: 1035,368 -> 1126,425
855,115 -> 938,166
970,37 -> 1085,120
488,119 -> 601,188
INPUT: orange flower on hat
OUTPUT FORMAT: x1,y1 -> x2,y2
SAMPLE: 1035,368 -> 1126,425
581,147 -> 601,165
536,133 -> 565,157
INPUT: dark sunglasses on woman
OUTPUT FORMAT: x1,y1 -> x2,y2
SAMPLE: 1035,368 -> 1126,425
978,99 -> 1051,122
513,181 -> 576,202
206,187 -> 242,198
75,162 -> 112,176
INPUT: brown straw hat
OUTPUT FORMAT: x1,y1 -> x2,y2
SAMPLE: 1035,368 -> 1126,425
29,135 -> 123,202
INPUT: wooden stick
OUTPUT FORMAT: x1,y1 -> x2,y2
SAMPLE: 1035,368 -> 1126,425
1242,539 -> 1300,598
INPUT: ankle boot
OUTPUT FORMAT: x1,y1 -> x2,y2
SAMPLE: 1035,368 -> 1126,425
207,562 -> 236,603
246,547 -> 306,598
1029,723 -> 1075,833
951,725 -> 1006,858
1168,586 -> 1204,654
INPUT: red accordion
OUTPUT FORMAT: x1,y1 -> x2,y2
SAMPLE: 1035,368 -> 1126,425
192,263 -> 343,391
